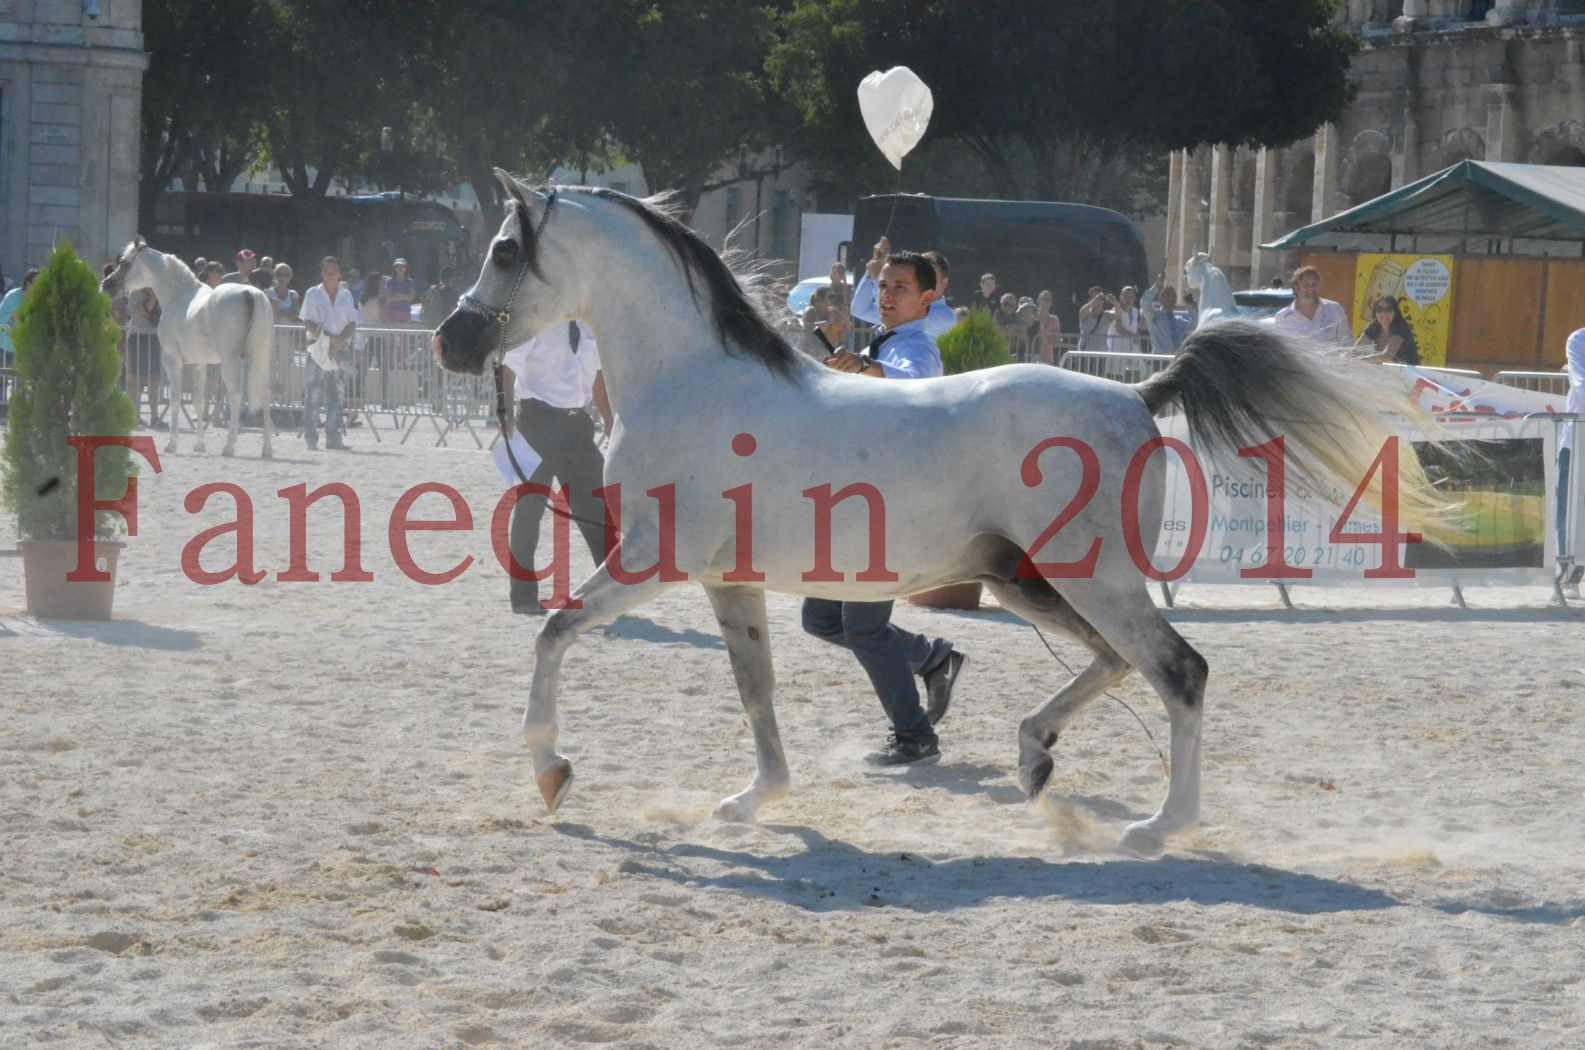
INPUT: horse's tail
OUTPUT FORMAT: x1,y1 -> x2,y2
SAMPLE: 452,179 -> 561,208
1134,320 -> 1457,543
245,287 -> 273,410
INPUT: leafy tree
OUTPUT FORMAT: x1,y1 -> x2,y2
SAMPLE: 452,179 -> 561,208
594,1 -> 798,214
138,1 -> 275,225
2,244 -> 136,542
417,0 -> 609,231
769,0 -> 1356,209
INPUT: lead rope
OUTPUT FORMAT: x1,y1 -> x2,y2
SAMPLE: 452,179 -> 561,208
1030,623 -> 1169,781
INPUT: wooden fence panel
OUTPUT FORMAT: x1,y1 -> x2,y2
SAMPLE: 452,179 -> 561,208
1448,257 -> 1544,368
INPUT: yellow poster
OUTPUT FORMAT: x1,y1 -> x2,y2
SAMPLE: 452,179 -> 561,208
1353,254 -> 1456,367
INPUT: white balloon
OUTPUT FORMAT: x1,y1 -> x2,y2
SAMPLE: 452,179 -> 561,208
857,67 -> 934,170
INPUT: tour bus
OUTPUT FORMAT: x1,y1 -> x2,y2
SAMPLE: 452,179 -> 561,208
852,194 -> 1150,328
149,191 -> 471,292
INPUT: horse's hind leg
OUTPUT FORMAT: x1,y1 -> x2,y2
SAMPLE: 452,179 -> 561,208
986,578 -> 1131,798
219,355 -> 242,457
704,584 -> 788,823
522,527 -> 676,813
1057,580 -> 1206,856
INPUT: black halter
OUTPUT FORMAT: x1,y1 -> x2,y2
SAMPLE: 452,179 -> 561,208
466,190 -> 559,488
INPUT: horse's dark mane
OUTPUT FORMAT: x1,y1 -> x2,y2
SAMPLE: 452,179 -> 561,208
574,187 -> 802,380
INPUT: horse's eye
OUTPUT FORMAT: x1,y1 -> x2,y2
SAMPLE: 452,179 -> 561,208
492,241 -> 519,268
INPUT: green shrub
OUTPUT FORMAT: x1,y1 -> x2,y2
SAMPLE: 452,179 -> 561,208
937,307 -> 1012,375
2,241 -> 136,541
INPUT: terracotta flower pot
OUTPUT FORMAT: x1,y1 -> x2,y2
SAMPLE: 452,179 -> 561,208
905,581 -> 983,611
20,540 -> 124,620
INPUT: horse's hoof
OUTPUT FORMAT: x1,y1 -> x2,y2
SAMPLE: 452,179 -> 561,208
536,759 -> 574,813
713,795 -> 757,824
1118,821 -> 1165,857
1018,754 -> 1054,799
221,447 -> 236,458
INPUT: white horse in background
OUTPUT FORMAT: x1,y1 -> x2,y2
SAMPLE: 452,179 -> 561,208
101,238 -> 275,458
1184,252 -> 1238,327
433,173 -> 1445,855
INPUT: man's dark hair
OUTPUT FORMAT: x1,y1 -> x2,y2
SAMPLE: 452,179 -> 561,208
322,256 -> 342,269
885,251 -> 937,293
922,250 -> 949,278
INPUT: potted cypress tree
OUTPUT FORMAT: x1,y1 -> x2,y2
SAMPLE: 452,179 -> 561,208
907,308 -> 1014,611
2,241 -> 138,619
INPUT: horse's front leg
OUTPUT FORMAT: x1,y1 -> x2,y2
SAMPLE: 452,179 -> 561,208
704,584 -> 788,823
523,526 -> 678,813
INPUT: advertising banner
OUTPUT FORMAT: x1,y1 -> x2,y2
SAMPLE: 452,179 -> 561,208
1353,254 -> 1456,367
1150,375 -> 1572,588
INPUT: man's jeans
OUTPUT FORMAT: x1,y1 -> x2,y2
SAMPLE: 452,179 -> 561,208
802,598 -> 953,741
304,358 -> 343,443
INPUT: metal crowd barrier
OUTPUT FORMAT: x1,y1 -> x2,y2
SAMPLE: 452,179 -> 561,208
117,324 -> 501,447
1056,349 -> 1176,383
1493,370 -> 1571,396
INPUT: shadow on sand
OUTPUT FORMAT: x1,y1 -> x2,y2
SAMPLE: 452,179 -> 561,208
553,822 -> 1401,916
23,617 -> 202,652
601,615 -> 725,651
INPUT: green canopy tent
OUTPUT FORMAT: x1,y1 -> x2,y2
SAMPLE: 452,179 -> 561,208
1263,160 -> 1585,256
1261,161 -> 1585,371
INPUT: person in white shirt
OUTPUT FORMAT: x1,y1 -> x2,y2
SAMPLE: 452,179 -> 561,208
1274,266 -> 1352,347
501,320 -> 614,614
1108,285 -> 1141,352
298,256 -> 359,450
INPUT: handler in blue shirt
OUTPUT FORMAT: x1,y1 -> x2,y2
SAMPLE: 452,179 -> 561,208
849,236 -> 958,339
807,250 -> 968,766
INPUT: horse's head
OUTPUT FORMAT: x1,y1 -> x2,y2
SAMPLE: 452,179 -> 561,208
433,169 -> 572,376
100,236 -> 152,298
1183,252 -> 1210,292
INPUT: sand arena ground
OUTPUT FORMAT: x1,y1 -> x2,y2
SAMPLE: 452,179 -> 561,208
2,426 -> 1582,1049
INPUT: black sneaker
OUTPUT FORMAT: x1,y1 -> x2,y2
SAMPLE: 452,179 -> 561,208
923,650 -> 967,726
865,732 -> 940,767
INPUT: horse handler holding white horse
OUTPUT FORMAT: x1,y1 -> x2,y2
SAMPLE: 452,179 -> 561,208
501,321 -> 613,615
811,250 -> 968,766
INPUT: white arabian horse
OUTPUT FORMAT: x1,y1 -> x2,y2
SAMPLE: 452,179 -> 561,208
434,173 -> 1443,854
1184,252 -> 1238,326
100,238 -> 275,458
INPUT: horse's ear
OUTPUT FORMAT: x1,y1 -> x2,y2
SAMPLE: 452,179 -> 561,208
493,167 -> 520,203
135,234 -> 146,249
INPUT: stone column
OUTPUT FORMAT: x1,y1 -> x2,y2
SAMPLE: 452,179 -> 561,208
1313,123 -> 1346,222
1176,146 -> 1203,280
1484,84 -> 1521,162
1207,145 -> 1234,269
1393,117 -> 1420,187
1249,147 -> 1280,288
1164,151 -> 1184,284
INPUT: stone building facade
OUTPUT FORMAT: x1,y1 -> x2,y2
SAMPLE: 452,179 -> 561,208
1165,0 -> 1585,292
0,0 -> 148,276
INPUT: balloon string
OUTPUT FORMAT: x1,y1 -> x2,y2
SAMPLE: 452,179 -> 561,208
882,164 -> 904,241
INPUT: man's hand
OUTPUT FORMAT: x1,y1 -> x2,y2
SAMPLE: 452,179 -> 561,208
824,350 -> 880,376
865,236 -> 890,280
